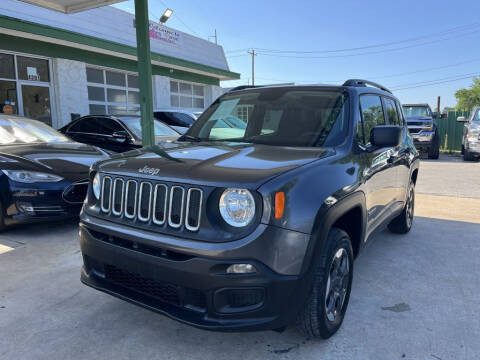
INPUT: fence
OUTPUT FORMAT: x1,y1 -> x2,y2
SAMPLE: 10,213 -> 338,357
435,111 -> 468,152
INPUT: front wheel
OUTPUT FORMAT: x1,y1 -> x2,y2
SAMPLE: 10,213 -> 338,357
388,182 -> 415,234
298,228 -> 354,339
427,132 -> 440,159
0,200 -> 6,233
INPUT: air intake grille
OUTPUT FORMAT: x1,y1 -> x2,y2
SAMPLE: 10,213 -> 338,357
99,175 -> 203,232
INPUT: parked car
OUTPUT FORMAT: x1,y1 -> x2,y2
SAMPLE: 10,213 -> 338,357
458,107 -> 480,161
153,109 -> 199,134
60,115 -> 180,153
79,80 -> 419,339
402,103 -> 440,159
0,114 -> 109,231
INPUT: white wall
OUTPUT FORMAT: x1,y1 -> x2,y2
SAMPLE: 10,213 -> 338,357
0,0 -> 230,72
52,59 -> 89,128
152,75 -> 171,109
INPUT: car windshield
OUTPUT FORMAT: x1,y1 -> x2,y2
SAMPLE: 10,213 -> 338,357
0,117 -> 69,145
402,106 -> 430,117
473,109 -> 480,122
121,117 -> 179,137
185,89 -> 348,147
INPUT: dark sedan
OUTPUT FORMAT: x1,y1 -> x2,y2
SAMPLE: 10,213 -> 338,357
60,115 -> 180,153
0,115 -> 109,231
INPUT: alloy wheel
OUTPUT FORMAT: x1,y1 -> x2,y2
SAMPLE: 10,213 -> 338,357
325,248 -> 350,323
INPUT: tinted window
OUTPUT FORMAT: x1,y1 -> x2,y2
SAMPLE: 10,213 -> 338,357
154,112 -> 195,127
384,98 -> 401,125
17,56 -> 50,82
0,53 -> 14,79
359,95 -> 385,145
121,117 -> 178,137
68,117 -> 123,135
187,89 -> 348,147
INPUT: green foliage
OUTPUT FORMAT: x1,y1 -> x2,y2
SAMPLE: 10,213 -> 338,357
455,77 -> 480,111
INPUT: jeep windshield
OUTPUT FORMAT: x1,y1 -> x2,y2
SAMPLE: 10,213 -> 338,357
184,88 -> 348,147
402,106 -> 431,117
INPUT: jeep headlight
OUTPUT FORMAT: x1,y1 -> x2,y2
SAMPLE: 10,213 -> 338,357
2,170 -> 63,183
92,173 -> 101,200
219,188 -> 255,227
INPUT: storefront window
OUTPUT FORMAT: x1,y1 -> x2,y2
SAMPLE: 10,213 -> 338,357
170,80 -> 205,109
86,67 -> 140,116
17,56 -> 50,82
0,54 -> 15,79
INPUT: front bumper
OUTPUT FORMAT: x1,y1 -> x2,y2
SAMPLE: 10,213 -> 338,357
79,215 -> 312,331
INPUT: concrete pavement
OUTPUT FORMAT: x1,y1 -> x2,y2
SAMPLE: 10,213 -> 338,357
0,154 -> 479,360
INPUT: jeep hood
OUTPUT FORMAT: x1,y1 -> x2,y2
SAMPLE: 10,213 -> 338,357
96,141 -> 333,188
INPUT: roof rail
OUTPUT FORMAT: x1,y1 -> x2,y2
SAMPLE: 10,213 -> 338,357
228,85 -> 263,92
342,79 -> 392,94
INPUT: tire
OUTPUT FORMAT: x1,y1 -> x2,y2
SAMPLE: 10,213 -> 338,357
464,149 -> 474,161
0,200 -> 6,233
298,228 -> 354,339
427,132 -> 440,159
461,145 -> 465,155
388,182 -> 415,234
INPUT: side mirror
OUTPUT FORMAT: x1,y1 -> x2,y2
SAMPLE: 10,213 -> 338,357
457,116 -> 467,122
112,131 -> 129,142
370,126 -> 402,148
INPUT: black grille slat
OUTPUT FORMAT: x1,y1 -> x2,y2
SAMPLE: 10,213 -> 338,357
104,265 -> 181,305
99,175 -> 202,231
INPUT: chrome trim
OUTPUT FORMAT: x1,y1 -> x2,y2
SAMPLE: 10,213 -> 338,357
137,182 -> 153,222
185,188 -> 203,232
111,178 -> 125,216
152,184 -> 168,225
124,180 -> 138,219
100,176 -> 112,213
168,186 -> 185,228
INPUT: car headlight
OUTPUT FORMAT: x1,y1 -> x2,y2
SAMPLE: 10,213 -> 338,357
219,188 -> 255,227
92,173 -> 101,200
2,170 -> 63,183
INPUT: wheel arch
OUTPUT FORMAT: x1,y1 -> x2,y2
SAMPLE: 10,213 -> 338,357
300,191 -> 367,275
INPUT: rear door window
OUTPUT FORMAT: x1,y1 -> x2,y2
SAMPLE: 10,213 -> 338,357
359,95 -> 385,145
384,98 -> 401,125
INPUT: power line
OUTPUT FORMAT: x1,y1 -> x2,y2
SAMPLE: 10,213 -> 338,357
392,75 -> 477,91
390,72 -> 479,90
254,28 -> 480,59
225,21 -> 480,55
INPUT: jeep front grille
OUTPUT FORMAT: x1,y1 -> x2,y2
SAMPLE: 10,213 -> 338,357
100,176 -> 202,231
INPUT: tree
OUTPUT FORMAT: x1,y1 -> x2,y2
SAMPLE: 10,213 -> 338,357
455,77 -> 480,111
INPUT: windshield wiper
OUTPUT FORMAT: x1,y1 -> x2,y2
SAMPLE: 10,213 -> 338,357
178,134 -> 202,142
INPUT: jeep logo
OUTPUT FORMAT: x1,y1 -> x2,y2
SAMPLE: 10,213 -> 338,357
138,165 -> 160,176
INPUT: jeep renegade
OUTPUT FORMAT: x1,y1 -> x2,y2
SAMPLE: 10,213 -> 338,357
79,79 -> 420,339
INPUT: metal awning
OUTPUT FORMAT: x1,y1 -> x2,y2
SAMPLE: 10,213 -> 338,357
19,0 -> 127,13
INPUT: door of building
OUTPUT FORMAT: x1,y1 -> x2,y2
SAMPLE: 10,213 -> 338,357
0,52 -> 54,126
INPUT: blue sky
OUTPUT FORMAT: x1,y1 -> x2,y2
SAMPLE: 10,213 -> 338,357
115,0 -> 480,109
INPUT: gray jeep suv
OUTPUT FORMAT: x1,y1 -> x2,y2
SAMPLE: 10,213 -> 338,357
79,80 -> 420,338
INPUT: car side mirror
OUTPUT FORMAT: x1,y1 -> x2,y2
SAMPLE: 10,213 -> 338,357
370,126 -> 402,148
112,131 -> 129,142
457,116 -> 467,122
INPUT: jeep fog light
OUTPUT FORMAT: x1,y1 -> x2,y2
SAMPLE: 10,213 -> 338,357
226,263 -> 257,274
92,173 -> 101,200
219,188 -> 255,227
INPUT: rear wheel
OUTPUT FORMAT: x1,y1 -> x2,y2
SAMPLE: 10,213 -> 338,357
298,228 -> 353,339
0,200 -> 6,233
428,132 -> 440,159
388,182 -> 415,234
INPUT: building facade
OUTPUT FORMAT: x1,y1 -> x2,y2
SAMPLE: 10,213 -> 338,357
0,0 -> 239,128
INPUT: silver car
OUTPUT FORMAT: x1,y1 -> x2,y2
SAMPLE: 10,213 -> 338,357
458,107 -> 480,161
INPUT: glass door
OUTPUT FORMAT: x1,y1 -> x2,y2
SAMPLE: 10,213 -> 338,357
20,84 -> 52,126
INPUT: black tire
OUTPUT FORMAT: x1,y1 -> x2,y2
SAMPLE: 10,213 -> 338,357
427,132 -> 440,159
464,149 -> 474,161
298,228 -> 354,339
0,200 -> 6,233
388,182 -> 415,234
461,145 -> 465,155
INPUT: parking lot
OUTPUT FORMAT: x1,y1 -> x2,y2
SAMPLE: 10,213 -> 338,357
0,154 -> 479,360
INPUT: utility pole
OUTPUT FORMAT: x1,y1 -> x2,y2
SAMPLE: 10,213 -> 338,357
248,49 -> 257,86
437,96 -> 441,113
